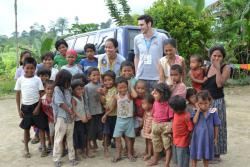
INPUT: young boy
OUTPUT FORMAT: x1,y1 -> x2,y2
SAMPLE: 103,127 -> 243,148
40,52 -> 58,81
15,57 -> 47,158
37,68 -> 51,85
79,43 -> 98,75
169,95 -> 194,167
61,50 -> 83,76
84,67 -> 103,151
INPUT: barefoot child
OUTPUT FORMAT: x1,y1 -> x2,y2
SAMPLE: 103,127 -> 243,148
190,90 -> 221,167
148,83 -> 173,167
169,95 -> 193,167
189,55 -> 207,92
15,57 -> 46,158
141,94 -> 154,161
14,50 -> 31,80
112,77 -> 136,162
52,70 -> 78,167
40,52 -> 58,81
101,70 -> 117,157
71,79 -> 88,160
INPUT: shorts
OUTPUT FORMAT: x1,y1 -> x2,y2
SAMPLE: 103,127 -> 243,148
113,117 -> 135,138
103,116 -> 116,136
73,121 -> 87,149
134,116 -> 143,129
19,103 -> 48,130
151,121 -> 172,152
87,114 -> 103,140
48,122 -> 55,137
172,145 -> 190,167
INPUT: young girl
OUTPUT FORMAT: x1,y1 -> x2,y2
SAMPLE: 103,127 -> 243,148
190,90 -> 221,167
101,70 -> 117,157
40,52 -> 59,81
170,64 -> 187,98
71,79 -> 88,160
169,95 -> 193,167
148,83 -> 173,167
112,77 -> 136,162
120,61 -> 137,89
186,88 -> 197,114
133,80 -> 147,136
61,50 -> 83,76
14,50 -> 31,80
52,69 -> 78,167
159,38 -> 186,85
189,55 -> 207,91
141,94 -> 154,161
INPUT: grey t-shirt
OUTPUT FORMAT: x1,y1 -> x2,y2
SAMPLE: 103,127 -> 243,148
84,82 -> 103,115
134,30 -> 168,80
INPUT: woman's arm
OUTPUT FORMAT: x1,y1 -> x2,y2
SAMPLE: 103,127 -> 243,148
181,59 -> 186,82
189,71 -> 206,84
158,61 -> 165,83
213,62 -> 231,88
214,126 -> 219,145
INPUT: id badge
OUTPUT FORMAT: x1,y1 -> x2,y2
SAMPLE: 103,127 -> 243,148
143,54 -> 152,65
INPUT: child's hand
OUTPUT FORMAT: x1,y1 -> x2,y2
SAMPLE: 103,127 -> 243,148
32,107 -> 40,116
86,113 -> 92,120
101,115 -> 107,124
146,128 -> 151,134
203,77 -> 208,82
81,115 -> 88,123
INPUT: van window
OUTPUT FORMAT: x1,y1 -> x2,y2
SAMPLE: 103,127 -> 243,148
87,35 -> 96,44
73,36 -> 88,54
66,39 -> 75,50
96,31 -> 115,54
128,29 -> 140,51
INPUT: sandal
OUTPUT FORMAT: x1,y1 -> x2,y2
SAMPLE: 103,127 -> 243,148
128,155 -> 136,162
31,137 -> 40,144
147,159 -> 158,166
23,152 -> 31,158
69,159 -> 78,166
41,148 -> 48,157
111,156 -> 122,163
54,161 -> 61,167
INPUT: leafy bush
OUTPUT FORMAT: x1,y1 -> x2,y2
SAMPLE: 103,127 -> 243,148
0,79 -> 16,96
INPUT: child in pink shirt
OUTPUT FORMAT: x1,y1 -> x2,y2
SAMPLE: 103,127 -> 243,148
170,64 -> 187,98
147,83 -> 173,167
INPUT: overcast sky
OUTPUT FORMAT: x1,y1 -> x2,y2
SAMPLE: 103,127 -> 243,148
0,0 -> 217,36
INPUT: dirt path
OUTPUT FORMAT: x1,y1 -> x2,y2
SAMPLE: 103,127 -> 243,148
0,86 -> 250,167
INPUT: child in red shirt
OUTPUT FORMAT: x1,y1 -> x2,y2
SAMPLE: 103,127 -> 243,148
169,95 -> 193,167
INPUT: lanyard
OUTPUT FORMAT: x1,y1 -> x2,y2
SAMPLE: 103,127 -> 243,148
144,37 -> 154,52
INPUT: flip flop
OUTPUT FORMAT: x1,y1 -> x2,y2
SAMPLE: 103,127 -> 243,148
128,155 -> 136,162
111,157 -> 122,163
23,152 -> 31,158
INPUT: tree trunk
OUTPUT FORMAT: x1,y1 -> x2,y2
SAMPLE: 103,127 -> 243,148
14,0 -> 19,66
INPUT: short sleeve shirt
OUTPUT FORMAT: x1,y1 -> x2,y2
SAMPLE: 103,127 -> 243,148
134,30 -> 168,80
79,58 -> 98,75
171,82 -> 187,98
41,94 -> 54,123
54,54 -> 82,69
105,87 -> 117,116
14,76 -> 44,105
152,101 -> 174,123
61,64 -> 83,76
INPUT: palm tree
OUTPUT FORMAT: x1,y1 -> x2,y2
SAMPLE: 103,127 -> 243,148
14,0 -> 19,66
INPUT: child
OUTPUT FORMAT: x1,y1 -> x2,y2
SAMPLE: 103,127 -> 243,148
101,70 -> 117,157
112,77 -> 136,163
134,80 -> 147,136
14,50 -> 31,80
61,50 -> 83,76
169,95 -> 193,167
141,94 -> 154,161
40,52 -> 59,81
14,57 -> 47,158
79,43 -> 98,75
170,64 -> 187,98
190,90 -> 221,167
52,69 -> 78,167
71,79 -> 88,160
41,80 -> 55,154
189,55 -> 207,91
148,83 -> 173,167
159,38 -> 186,85
37,68 -> 51,85
186,88 -> 197,114
84,67 -> 103,151
120,61 -> 137,89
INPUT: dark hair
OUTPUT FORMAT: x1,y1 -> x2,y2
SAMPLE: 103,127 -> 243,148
44,80 -> 55,88
102,70 -> 116,81
196,90 -> 212,102
163,38 -> 177,48
186,88 -> 197,99
105,38 -> 118,48
154,83 -> 171,102
41,52 -> 54,61
169,95 -> 187,113
171,64 -> 183,74
209,45 -> 226,58
190,54 -> 203,64
84,43 -> 96,52
120,60 -> 135,73
137,14 -> 154,26
72,73 -> 88,86
37,68 -> 51,78
71,79 -> 84,90
23,57 -> 37,68
87,67 -> 99,77
143,94 -> 154,105
55,69 -> 72,92
115,76 -> 128,86
55,39 -> 68,51
135,80 -> 147,89
19,50 -> 31,65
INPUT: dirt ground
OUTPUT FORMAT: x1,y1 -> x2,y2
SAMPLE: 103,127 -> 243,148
0,86 -> 250,167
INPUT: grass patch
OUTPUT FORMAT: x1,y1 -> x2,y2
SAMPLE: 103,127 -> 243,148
0,79 -> 15,97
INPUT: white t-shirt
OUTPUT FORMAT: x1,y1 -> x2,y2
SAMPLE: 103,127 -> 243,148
50,68 -> 59,81
14,75 -> 44,105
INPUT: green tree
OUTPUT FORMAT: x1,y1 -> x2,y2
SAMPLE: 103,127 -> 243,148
55,17 -> 69,36
105,0 -> 133,25
147,0 -> 213,59
179,0 -> 205,16
100,19 -> 112,29
69,23 -> 99,35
